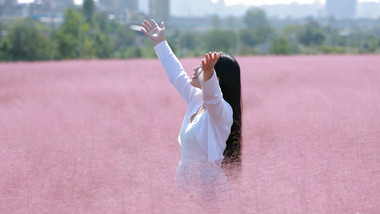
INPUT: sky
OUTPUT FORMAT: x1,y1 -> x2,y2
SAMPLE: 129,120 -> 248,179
18,0 -> 380,5
224,0 -> 379,6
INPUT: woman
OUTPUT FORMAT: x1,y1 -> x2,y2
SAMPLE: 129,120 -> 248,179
141,19 -> 242,197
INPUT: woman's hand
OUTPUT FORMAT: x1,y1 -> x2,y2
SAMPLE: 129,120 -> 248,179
201,52 -> 222,81
141,19 -> 166,44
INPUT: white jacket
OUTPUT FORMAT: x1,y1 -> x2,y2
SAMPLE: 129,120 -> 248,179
154,41 -> 233,163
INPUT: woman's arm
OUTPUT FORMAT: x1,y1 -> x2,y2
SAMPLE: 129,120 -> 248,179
200,53 -> 233,126
141,19 -> 197,104
194,53 -> 233,163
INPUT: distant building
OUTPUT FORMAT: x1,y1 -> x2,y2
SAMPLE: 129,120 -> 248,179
1,0 -> 17,7
25,0 -> 75,28
62,0 -> 75,8
123,0 -> 138,12
261,3 -> 323,19
171,0 -> 227,17
97,0 -> 139,23
1,0 -> 75,23
357,2 -> 380,18
325,0 -> 357,18
0,0 -> 17,8
0,0 -> 19,16
149,0 -> 170,23
98,0 -> 138,12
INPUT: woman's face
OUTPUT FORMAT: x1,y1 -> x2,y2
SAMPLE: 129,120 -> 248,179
190,64 -> 203,89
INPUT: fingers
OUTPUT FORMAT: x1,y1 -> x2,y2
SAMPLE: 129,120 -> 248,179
205,52 -> 210,63
204,52 -> 220,65
140,28 -> 151,39
141,19 -> 162,33
213,52 -> 222,61
143,20 -> 152,31
141,21 -> 154,40
151,19 -> 159,28
217,52 -> 222,59
142,19 -> 160,31
203,53 -> 210,66
202,51 -> 221,73
141,22 -> 150,33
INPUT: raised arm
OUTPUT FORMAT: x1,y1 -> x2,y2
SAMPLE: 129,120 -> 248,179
195,53 -> 233,163
200,53 -> 233,127
141,19 -> 197,104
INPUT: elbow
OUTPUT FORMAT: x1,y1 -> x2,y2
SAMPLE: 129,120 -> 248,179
206,101 -> 233,126
204,96 -> 222,106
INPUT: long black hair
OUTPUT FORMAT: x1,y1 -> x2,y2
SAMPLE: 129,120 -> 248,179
214,53 -> 242,171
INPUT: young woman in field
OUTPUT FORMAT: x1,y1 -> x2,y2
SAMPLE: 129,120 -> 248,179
141,19 -> 242,197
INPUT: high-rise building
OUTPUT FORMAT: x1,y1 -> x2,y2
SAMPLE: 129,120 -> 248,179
357,2 -> 380,18
149,0 -> 170,23
1,0 -> 16,6
171,0 -> 226,17
62,0 -> 75,8
123,0 -> 138,12
97,0 -> 139,23
0,0 -> 18,15
98,0 -> 138,12
325,0 -> 357,18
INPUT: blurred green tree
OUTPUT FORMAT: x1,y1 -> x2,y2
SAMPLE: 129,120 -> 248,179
360,36 -> 379,53
240,8 -> 272,49
3,19 -> 51,61
280,24 -> 304,54
94,12 -> 110,32
211,15 -> 221,29
91,32 -> 113,58
226,16 -> 236,30
205,29 -> 237,53
113,24 -> 137,56
180,31 -> 200,51
0,37 -> 13,61
240,29 -> 256,47
0,22 -> 5,42
269,38 -> 290,55
167,28 -> 180,55
83,0 -> 95,25
90,11 -> 113,58
298,19 -> 325,47
243,8 -> 270,31
55,8 -> 88,59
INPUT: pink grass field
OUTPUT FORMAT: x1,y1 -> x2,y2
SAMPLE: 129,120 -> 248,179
1,55 -> 380,213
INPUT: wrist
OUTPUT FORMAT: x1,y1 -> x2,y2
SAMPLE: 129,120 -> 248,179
202,70 -> 214,81
156,39 -> 166,44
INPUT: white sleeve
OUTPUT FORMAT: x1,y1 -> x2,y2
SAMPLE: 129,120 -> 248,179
196,71 -> 234,163
200,71 -> 233,127
154,41 -> 197,104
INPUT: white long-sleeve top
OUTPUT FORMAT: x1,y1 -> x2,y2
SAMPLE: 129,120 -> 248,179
154,41 -> 233,163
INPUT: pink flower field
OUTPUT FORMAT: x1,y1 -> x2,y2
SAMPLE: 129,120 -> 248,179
1,55 -> 380,213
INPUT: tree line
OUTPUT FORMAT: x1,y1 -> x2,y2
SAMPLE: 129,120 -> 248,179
0,0 -> 379,61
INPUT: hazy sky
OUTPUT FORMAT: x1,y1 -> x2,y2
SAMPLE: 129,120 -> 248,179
18,0 -> 380,5
224,0 -> 379,6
